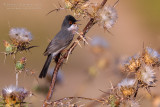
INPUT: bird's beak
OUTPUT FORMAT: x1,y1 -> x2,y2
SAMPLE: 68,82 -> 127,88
74,20 -> 81,25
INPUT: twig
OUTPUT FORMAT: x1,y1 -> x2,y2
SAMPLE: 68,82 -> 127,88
43,0 -> 108,106
16,72 -> 19,86
53,96 -> 105,104
113,0 -> 120,7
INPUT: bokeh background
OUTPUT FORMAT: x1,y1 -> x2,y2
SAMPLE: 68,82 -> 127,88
0,0 -> 160,106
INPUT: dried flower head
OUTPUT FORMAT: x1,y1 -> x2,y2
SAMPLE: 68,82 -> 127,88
64,0 -> 89,16
118,78 -> 136,97
9,28 -> 32,43
91,36 -> 108,48
8,28 -> 36,52
139,66 -> 156,86
121,55 -> 141,72
2,85 -> 31,106
88,66 -> 97,77
90,36 -> 109,54
98,6 -> 118,29
143,47 -> 160,66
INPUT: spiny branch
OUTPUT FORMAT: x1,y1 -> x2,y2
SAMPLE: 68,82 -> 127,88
43,0 -> 108,106
53,96 -> 105,104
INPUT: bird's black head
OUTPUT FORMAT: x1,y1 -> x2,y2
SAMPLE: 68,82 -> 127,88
61,15 -> 77,29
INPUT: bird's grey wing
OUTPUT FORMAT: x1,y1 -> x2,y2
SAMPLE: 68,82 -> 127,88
43,30 -> 72,56
43,39 -> 64,56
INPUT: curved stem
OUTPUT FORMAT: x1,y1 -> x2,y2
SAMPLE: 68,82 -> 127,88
43,0 -> 108,106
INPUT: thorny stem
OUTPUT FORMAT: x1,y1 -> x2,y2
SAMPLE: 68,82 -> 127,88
53,96 -> 105,105
43,0 -> 108,106
134,80 -> 140,98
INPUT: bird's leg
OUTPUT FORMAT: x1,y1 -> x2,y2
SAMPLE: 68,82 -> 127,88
54,52 -> 61,63
55,49 -> 68,63
61,49 -> 67,54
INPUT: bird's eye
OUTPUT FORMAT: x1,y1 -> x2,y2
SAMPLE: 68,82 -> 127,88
69,21 -> 72,25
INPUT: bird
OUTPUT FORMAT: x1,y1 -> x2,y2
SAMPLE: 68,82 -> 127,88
39,15 -> 78,78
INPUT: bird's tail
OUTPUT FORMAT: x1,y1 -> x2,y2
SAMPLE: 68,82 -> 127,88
39,54 -> 52,78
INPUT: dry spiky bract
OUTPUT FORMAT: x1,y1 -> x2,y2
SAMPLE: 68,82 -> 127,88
3,40 -> 17,55
2,85 -> 31,106
108,95 -> 120,107
15,57 -> 27,72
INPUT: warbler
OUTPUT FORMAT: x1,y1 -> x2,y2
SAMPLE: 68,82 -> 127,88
39,15 -> 78,78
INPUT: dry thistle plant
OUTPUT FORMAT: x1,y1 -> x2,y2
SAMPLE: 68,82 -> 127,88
0,85 -> 32,107
0,28 -> 36,106
1,28 -> 37,61
83,47 -> 160,107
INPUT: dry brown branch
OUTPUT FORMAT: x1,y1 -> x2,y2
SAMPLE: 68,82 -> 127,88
53,96 -> 105,104
43,0 -> 108,106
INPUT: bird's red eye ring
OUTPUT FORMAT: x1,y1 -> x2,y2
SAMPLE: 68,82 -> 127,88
69,21 -> 72,25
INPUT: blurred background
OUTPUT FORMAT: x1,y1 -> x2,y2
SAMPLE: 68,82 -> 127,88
0,0 -> 160,106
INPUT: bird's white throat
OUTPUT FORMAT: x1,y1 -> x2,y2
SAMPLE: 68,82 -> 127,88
67,24 -> 78,34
